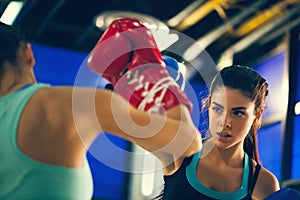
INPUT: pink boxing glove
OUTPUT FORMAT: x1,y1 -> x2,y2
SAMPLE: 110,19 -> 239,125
87,17 -> 192,114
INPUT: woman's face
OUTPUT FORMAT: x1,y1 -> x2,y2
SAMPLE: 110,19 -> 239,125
208,87 -> 259,150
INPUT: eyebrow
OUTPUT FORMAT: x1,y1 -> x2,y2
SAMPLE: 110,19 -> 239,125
212,102 -> 247,110
212,102 -> 224,109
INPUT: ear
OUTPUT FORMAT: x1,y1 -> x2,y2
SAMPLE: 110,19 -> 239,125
24,43 -> 35,67
253,108 -> 264,124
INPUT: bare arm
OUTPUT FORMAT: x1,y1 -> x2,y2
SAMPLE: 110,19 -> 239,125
19,86 -> 200,168
72,87 -> 202,159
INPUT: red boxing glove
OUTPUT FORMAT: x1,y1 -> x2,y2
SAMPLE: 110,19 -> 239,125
87,18 -> 192,113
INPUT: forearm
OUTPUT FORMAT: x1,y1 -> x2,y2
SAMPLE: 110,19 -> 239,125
96,91 -> 202,157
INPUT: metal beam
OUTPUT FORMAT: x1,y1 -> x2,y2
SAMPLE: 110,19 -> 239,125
14,0 -> 40,25
36,0 -> 66,38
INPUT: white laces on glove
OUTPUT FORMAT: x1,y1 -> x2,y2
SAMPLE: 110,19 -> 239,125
125,69 -> 178,113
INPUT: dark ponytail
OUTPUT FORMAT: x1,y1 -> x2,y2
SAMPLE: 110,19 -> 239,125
244,128 -> 260,164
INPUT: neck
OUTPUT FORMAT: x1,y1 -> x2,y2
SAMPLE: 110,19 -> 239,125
203,139 -> 245,168
0,69 -> 35,97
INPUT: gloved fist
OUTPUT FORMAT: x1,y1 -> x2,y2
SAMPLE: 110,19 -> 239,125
87,18 -> 192,113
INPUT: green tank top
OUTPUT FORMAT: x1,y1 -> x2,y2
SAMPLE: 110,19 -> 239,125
0,83 -> 93,200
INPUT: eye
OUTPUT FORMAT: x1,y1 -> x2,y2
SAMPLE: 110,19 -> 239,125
212,107 -> 223,113
232,110 -> 245,117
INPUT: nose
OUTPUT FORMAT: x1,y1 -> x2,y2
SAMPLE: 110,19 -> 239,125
220,114 -> 232,129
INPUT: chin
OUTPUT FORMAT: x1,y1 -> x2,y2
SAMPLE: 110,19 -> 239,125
215,140 -> 232,150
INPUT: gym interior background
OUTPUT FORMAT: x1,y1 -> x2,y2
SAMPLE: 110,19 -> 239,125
0,0 -> 299,199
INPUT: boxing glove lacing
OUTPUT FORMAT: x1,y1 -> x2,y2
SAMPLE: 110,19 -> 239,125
124,69 -> 179,113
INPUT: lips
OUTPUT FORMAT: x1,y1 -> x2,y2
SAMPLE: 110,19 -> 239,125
217,132 -> 232,138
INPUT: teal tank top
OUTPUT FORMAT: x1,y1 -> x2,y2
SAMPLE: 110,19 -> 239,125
185,149 -> 249,199
161,145 -> 261,199
0,83 -> 93,200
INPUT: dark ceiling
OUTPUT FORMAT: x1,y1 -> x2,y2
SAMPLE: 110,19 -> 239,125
1,0 -> 300,77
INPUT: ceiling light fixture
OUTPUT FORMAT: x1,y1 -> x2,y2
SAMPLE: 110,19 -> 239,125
94,11 -> 179,51
0,0 -> 24,25
295,102 -> 300,115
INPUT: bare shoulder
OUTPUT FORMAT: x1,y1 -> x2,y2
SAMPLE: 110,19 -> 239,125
18,86 -> 98,167
25,86 -> 110,136
25,86 -> 75,131
34,86 -> 110,111
254,165 -> 280,199
34,86 -> 112,128
20,86 -> 108,163
35,86 -> 73,102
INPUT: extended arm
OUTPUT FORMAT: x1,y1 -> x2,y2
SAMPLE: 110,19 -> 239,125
85,18 -> 201,173
72,87 -> 202,159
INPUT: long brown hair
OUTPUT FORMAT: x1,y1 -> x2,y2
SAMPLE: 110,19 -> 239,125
208,65 -> 269,164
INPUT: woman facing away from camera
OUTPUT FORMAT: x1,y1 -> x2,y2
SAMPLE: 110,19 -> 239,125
86,17 -> 280,200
